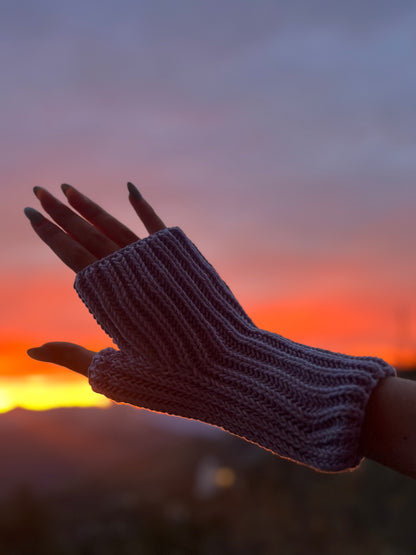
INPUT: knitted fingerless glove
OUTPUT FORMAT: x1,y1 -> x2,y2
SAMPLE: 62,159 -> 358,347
74,227 -> 396,472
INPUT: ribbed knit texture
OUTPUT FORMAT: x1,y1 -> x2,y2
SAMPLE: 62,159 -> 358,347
74,226 -> 396,472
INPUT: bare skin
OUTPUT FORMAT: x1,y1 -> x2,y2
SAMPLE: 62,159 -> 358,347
24,183 -> 416,479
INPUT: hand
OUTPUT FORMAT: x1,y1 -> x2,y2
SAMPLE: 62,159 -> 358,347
24,184 -> 414,477
24,182 -> 166,376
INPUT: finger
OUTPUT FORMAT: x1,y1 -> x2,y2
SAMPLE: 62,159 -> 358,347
127,182 -> 166,234
33,187 -> 120,258
27,342 -> 96,377
24,207 -> 96,272
62,184 -> 140,247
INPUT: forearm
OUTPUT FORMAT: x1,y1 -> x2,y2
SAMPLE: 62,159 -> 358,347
360,376 -> 416,479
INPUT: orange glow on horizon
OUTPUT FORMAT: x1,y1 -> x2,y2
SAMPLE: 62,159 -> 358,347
246,298 -> 416,368
1,274 -> 415,414
0,334 -> 112,413
0,375 -> 110,414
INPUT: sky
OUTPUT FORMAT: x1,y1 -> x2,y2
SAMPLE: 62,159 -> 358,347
1,0 -> 416,412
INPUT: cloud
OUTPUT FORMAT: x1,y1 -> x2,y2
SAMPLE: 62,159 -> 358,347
1,0 -> 416,327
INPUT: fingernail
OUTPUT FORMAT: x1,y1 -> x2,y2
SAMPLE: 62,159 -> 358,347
24,207 -> 45,224
33,186 -> 44,198
127,182 -> 142,200
61,183 -> 72,195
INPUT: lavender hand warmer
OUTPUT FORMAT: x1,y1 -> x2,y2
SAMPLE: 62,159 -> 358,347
74,227 -> 395,472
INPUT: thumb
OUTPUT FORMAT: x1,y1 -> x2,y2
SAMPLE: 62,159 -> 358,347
27,342 -> 97,377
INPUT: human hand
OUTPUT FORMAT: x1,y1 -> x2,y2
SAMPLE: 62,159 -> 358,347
24,183 -> 399,474
25,182 -> 166,376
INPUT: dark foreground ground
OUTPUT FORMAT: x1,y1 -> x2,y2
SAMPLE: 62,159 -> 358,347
0,371 -> 415,555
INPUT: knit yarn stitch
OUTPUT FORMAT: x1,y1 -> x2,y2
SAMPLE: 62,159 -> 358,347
74,227 -> 396,472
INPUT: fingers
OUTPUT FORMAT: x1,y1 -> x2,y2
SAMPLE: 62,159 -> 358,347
127,182 -> 166,234
33,187 -> 121,258
25,182 -> 166,273
27,342 -> 96,377
62,184 -> 140,247
24,208 -> 97,272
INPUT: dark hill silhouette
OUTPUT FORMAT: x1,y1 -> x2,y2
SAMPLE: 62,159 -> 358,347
0,404 -> 220,496
0,377 -> 415,554
0,368 -> 413,497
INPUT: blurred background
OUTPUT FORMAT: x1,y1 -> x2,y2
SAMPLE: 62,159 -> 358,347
1,0 -> 415,553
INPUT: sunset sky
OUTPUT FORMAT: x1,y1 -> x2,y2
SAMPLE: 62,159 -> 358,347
1,0 -> 416,412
